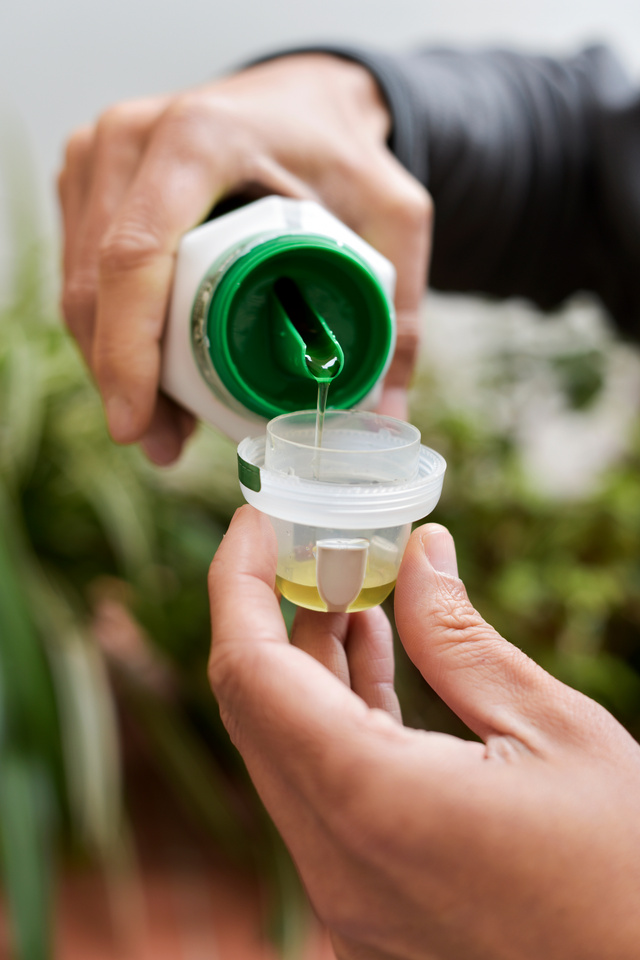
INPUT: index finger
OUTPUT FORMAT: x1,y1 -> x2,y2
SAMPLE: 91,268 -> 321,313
93,101 -> 235,443
207,507 -> 401,803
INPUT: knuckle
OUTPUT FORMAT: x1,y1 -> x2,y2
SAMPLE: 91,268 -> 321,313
206,640 -> 271,747
428,585 -> 504,656
63,125 -> 94,170
91,346 -> 119,391
95,104 -> 130,139
162,91 -> 257,166
206,648 -> 243,742
397,325 -> 421,358
161,93 -> 224,143
99,222 -> 164,276
386,326 -> 421,386
151,102 -> 212,166
387,180 -> 433,235
158,90 -> 264,179
234,149 -> 272,186
332,146 -> 370,184
61,273 -> 96,328
444,616 -> 508,671
96,99 -> 157,144
435,593 -> 486,638
207,641 -> 240,705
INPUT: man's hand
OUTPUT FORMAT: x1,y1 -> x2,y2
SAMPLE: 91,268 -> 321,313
208,506 -> 640,960
58,55 -> 432,464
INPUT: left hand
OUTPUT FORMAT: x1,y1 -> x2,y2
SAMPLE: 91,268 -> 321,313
58,54 -> 431,463
208,505 -> 640,960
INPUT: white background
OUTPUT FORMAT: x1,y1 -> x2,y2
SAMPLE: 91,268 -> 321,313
1,0 -> 640,213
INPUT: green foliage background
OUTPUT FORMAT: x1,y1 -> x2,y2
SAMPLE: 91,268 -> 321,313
405,373 -> 640,741
2,139 -> 640,957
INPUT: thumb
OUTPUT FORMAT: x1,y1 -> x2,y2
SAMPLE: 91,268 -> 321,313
394,523 -> 561,746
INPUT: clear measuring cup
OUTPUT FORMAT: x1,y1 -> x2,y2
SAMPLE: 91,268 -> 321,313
265,409 -> 422,481
237,410 -> 446,613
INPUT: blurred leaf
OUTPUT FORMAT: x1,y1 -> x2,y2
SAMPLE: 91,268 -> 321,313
551,350 -> 605,410
118,673 -> 252,861
0,753 -> 54,960
42,597 -> 122,857
0,325 -> 46,487
539,650 -> 640,719
0,482 -> 59,758
262,824 -> 311,960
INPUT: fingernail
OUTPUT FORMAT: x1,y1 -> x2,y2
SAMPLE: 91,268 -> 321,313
105,395 -> 135,443
422,524 -> 459,578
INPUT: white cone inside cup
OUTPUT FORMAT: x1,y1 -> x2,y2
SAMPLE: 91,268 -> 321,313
316,538 -> 369,613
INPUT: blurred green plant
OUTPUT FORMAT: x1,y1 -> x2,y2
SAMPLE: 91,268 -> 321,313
0,131 -> 311,958
3,125 -> 640,960
405,362 -> 640,739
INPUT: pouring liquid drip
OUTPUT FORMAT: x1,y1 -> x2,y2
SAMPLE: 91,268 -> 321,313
272,275 -> 391,609
271,276 -> 342,469
300,320 -> 341,460
305,347 -> 341,479
313,380 -> 330,453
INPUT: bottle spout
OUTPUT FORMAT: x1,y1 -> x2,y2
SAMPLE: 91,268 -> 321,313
316,538 -> 369,613
271,276 -> 344,382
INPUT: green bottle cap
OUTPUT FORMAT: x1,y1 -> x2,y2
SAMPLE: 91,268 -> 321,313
204,234 -> 394,419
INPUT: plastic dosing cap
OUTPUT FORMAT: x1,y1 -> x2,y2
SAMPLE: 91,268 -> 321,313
265,410 -> 421,482
206,235 -> 394,419
238,411 -> 447,529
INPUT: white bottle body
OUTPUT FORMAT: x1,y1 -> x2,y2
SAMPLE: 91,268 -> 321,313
160,196 -> 396,442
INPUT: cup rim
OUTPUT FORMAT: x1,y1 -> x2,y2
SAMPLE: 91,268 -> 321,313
238,434 -> 446,528
266,409 -> 421,457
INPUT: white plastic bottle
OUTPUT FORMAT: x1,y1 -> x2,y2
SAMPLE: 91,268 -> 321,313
160,196 -> 396,441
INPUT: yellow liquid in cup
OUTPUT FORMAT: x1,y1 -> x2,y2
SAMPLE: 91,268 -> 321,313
275,375 -> 404,611
276,558 -> 397,612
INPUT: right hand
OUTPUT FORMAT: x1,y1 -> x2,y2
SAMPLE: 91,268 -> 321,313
58,54 -> 432,464
207,506 -> 640,960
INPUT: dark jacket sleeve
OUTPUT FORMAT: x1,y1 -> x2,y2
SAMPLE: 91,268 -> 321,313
266,44 -> 640,338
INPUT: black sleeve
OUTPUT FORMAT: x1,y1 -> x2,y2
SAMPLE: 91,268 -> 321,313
263,44 -> 640,339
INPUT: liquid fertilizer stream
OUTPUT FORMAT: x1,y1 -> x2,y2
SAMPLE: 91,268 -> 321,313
272,275 -> 344,466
